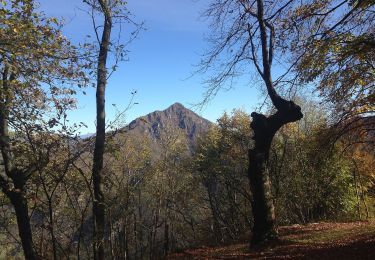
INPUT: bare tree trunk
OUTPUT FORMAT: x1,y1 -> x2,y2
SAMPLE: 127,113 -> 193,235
7,189 -> 38,260
137,190 -> 144,259
163,222 -> 169,257
0,67 -> 37,260
248,101 -> 302,245
92,1 -> 112,259
352,165 -> 361,220
245,0 -> 304,245
108,209 -> 114,259
357,168 -> 369,219
133,211 -> 138,258
47,198 -> 58,260
39,226 -> 45,258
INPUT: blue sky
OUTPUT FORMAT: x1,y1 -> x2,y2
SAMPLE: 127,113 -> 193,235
38,0 -> 262,134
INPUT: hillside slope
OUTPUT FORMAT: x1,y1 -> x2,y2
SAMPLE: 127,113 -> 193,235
169,221 -> 375,259
112,102 -> 212,155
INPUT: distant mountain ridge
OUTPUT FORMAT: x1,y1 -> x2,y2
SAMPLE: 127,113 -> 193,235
109,102 -> 212,156
123,102 -> 212,142
80,102 -> 212,140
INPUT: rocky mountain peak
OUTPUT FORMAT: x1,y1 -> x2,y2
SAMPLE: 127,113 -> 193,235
165,102 -> 187,113
120,102 -> 212,153
168,102 -> 185,110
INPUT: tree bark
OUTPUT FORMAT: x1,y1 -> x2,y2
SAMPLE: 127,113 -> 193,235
163,221 -> 169,256
47,198 -> 58,260
248,100 -> 303,245
92,1 -> 112,259
244,0 -> 304,246
1,66 -> 37,259
7,189 -> 38,260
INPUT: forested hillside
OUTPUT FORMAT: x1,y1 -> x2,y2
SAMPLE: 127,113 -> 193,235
1,102 -> 374,259
0,0 -> 374,259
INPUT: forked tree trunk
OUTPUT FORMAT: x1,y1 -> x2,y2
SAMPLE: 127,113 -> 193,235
248,99 -> 303,245
244,0 -> 304,246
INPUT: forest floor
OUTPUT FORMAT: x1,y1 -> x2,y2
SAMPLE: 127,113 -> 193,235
168,220 -> 375,259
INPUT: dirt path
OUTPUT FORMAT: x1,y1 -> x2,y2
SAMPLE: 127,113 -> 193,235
169,221 -> 375,259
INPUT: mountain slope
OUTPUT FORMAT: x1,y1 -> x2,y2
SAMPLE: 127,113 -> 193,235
114,102 -> 212,155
